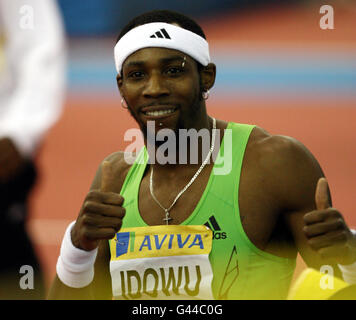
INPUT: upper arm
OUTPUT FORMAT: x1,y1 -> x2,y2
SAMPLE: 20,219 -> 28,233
263,135 -> 338,271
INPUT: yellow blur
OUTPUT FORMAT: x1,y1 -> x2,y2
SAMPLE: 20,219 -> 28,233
288,268 -> 351,300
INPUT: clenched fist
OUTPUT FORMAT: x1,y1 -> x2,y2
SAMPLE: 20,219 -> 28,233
303,178 -> 356,265
71,161 -> 126,251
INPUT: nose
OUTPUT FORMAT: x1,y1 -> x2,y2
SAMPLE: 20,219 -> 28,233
142,72 -> 169,98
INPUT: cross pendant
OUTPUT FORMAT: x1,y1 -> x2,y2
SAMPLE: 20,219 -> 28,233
163,209 -> 172,225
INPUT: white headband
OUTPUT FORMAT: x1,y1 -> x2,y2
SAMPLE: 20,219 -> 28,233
114,22 -> 210,75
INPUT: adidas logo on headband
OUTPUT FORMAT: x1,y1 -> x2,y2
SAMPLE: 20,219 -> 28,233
150,28 -> 171,39
114,22 -> 211,74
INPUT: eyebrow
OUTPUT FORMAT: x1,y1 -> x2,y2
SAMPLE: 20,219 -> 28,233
160,55 -> 186,64
124,55 -> 185,69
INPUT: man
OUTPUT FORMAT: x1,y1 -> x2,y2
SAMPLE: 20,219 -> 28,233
0,0 -> 65,299
49,10 -> 356,300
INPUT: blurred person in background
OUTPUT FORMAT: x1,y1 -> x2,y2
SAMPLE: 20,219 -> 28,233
0,0 -> 65,299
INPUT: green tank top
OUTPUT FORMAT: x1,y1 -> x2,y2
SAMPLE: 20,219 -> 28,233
117,122 -> 296,299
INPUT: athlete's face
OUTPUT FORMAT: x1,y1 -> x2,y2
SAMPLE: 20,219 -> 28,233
117,47 -> 210,137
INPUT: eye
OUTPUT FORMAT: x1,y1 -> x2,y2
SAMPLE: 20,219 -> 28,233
165,66 -> 184,76
127,71 -> 145,79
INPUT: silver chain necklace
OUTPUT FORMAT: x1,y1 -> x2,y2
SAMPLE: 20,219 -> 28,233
149,118 -> 217,225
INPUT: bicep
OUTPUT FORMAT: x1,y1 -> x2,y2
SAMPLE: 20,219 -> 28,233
274,137 -> 339,272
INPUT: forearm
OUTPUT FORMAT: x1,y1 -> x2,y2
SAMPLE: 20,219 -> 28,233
50,162 -> 124,300
49,221 -> 98,300
50,220 -> 113,300
47,276 -> 95,300
338,229 -> 356,284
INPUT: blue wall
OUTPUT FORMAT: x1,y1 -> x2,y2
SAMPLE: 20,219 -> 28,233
57,0 -> 277,35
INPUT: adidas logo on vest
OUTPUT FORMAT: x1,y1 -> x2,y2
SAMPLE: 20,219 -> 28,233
150,28 -> 171,39
204,215 -> 227,240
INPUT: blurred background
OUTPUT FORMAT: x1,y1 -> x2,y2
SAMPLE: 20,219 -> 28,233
22,0 -> 355,292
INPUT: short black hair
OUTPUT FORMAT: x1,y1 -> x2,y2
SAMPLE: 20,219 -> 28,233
116,10 -> 206,43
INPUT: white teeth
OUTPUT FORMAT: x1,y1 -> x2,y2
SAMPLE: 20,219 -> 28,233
145,108 -> 175,116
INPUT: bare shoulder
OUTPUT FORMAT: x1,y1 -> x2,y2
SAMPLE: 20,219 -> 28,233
248,126 -> 298,152
90,151 -> 138,192
248,126 -> 320,168
246,126 -> 324,210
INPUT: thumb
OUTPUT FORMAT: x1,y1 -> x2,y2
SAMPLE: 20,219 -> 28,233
101,160 -> 115,192
315,177 -> 331,210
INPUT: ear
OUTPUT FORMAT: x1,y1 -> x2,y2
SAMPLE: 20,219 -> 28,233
199,63 -> 216,91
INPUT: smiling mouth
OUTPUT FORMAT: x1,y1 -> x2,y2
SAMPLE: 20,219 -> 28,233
141,107 -> 178,117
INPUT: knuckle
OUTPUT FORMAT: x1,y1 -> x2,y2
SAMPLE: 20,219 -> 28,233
329,208 -> 340,218
83,200 -> 93,211
81,214 -> 92,225
113,207 -> 124,217
104,229 -> 117,240
303,213 -> 311,223
318,212 -> 327,221
119,207 -> 126,217
303,226 -> 311,237
80,227 -> 91,239
114,194 -> 125,205
86,190 -> 98,200
336,218 -> 344,228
